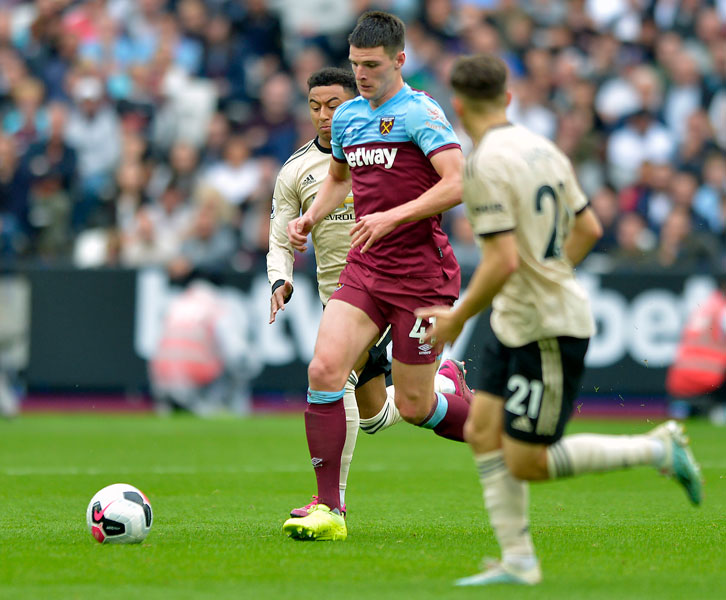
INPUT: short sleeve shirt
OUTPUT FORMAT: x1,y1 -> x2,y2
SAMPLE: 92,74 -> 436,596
464,123 -> 595,347
267,138 -> 355,304
330,84 -> 461,279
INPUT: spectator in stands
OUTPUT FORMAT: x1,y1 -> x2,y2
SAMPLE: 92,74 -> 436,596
694,153 -> 726,234
609,211 -> 657,272
144,178 -> 194,261
0,0 -> 723,275
662,50 -> 703,144
233,0 -> 284,64
607,109 -> 676,190
146,140 -> 201,201
202,134 -> 261,209
589,185 -> 620,255
121,205 -> 174,267
199,11 -> 247,105
243,72 -> 298,164
676,109 -> 718,172
198,111 -> 231,170
113,160 -> 149,239
2,76 -> 48,154
508,75 -> 557,140
0,135 -> 30,257
670,169 -> 710,232
648,207 -> 720,271
24,101 -> 77,256
64,75 -> 121,228
167,185 -> 237,280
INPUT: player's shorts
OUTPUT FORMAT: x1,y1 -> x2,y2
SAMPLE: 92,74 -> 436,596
331,262 -> 460,365
357,326 -> 392,388
471,315 -> 589,445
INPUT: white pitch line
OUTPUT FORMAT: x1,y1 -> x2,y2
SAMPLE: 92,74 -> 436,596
3,462 -> 725,476
0,463 -> 472,476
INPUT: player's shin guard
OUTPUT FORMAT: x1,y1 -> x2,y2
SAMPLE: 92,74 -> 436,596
359,385 -> 402,434
546,434 -> 663,478
305,388 -> 347,512
419,392 -> 469,442
340,372 -> 359,506
476,450 -> 536,566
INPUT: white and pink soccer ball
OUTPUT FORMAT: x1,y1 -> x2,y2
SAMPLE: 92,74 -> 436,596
86,483 -> 153,544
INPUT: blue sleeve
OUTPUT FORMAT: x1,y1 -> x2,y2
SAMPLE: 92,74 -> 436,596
405,94 -> 460,157
331,105 -> 347,161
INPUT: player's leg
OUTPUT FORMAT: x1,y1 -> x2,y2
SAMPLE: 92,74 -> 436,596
359,358 -> 473,435
505,421 -> 701,506
289,368 -> 359,519
388,273 -> 472,439
390,357 -> 470,440
455,323 -> 541,587
499,336 -> 702,505
357,326 -> 398,431
339,370 -> 359,510
303,298 -> 378,509
283,293 -> 381,541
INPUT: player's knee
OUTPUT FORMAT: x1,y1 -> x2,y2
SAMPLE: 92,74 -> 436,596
463,418 -> 480,446
504,448 -> 548,481
396,402 -> 424,424
308,356 -> 345,391
463,418 -> 497,452
395,396 -> 429,424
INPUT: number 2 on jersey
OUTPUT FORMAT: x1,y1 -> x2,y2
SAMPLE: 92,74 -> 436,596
535,183 -> 565,259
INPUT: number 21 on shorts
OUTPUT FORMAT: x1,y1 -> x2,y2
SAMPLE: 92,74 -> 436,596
505,374 -> 544,419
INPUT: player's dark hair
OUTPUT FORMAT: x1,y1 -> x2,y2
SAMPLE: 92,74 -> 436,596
307,67 -> 358,96
348,10 -> 405,57
450,54 -> 508,102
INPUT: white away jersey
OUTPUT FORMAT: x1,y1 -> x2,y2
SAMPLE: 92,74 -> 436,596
267,138 -> 355,304
464,123 -> 595,347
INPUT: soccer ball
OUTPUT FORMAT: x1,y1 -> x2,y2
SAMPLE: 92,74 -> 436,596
86,483 -> 153,544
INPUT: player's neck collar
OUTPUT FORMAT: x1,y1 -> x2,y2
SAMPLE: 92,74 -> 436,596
487,121 -> 514,132
314,137 -> 332,154
369,81 -> 407,111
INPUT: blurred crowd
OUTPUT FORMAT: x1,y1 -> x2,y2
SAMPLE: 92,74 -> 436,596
0,0 -> 725,276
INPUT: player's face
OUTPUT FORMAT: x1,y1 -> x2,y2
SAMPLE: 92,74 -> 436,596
349,45 -> 404,107
308,84 -> 352,145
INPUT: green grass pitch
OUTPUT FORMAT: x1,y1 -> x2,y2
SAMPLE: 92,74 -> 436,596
1,414 -> 725,599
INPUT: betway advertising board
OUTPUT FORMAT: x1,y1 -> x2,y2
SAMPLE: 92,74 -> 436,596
26,268 -> 715,397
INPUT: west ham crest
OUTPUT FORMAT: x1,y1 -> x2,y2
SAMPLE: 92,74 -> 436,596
379,117 -> 395,135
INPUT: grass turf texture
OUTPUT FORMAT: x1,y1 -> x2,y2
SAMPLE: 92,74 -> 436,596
1,415 -> 724,599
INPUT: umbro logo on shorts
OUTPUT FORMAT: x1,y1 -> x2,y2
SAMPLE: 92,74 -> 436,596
311,457 -> 323,468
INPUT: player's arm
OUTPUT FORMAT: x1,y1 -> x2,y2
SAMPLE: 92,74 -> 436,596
350,147 -> 463,253
563,205 -> 603,266
287,158 -> 351,252
267,175 -> 299,323
415,231 -> 518,354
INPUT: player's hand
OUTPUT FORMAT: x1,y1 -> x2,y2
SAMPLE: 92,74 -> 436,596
414,305 -> 464,355
287,216 -> 312,252
269,281 -> 294,324
350,211 -> 397,254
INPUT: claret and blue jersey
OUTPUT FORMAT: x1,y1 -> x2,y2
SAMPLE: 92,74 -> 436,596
331,83 -> 461,279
